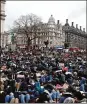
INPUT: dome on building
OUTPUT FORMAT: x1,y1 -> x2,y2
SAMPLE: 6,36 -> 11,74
48,15 -> 55,25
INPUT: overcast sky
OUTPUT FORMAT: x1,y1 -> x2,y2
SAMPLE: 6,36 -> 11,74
5,1 -> 86,31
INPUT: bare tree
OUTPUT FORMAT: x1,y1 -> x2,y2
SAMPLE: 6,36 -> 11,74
13,13 -> 42,50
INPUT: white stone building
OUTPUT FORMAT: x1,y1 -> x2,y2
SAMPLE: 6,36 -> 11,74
15,15 -> 65,49
1,32 -> 9,47
0,0 -> 6,47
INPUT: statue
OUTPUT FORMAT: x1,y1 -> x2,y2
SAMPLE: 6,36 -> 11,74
11,33 -> 16,44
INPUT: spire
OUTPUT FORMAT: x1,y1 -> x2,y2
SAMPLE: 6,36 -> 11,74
83,28 -> 85,32
66,19 -> 68,24
76,24 -> 78,29
71,22 -> 74,27
65,19 -> 69,26
57,20 -> 60,24
80,26 -> 82,30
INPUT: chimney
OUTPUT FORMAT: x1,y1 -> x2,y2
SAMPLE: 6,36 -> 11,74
83,28 -> 85,32
72,22 -> 74,27
80,26 -> 82,30
76,24 -> 78,28
57,20 -> 60,24
66,19 -> 68,24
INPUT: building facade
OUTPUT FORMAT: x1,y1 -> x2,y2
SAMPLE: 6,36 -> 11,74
2,32 -> 9,47
63,19 -> 87,50
0,0 -> 6,47
14,15 -> 65,48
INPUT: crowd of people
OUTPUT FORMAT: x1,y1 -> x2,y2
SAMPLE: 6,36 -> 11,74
0,48 -> 87,103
